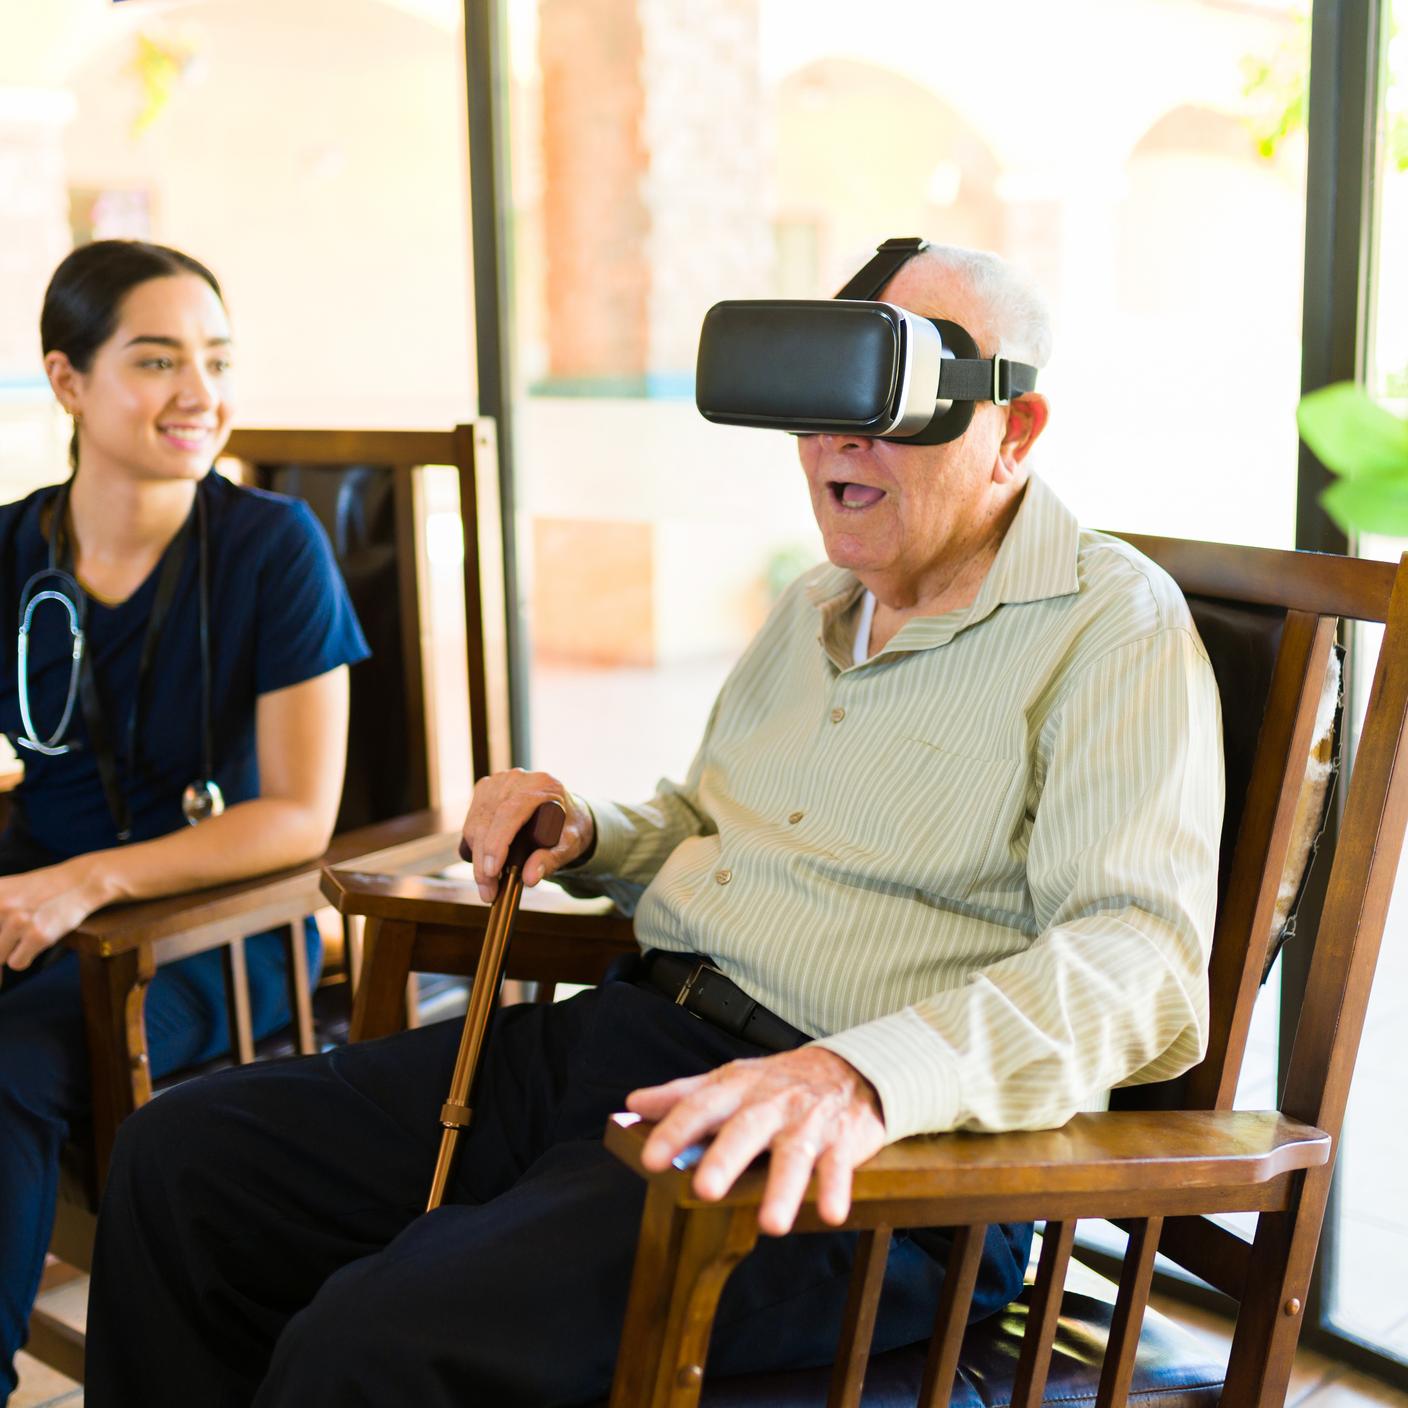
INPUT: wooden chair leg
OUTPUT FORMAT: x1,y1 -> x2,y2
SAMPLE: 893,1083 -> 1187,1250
221,936 -> 256,1065
349,918 -> 419,1042
608,1185 -> 760,1408
77,944 -> 155,1192
343,913 -> 362,1018
281,921 -> 317,1055
1222,1178 -> 1323,1408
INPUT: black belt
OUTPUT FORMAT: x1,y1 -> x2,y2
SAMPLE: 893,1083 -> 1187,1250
640,950 -> 809,1053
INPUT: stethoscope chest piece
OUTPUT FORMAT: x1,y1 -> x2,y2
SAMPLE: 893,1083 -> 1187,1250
182,778 -> 225,825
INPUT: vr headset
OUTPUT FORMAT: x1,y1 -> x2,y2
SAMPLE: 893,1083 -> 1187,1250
695,236 -> 1038,445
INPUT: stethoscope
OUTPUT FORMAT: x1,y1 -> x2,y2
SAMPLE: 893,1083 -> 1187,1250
15,475 -> 225,840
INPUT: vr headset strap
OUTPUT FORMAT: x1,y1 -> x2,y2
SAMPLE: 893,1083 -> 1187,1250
836,239 -> 1039,407
940,357 -> 1039,405
833,236 -> 929,299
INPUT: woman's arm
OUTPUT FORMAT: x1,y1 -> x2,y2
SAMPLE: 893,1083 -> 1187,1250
0,665 -> 349,971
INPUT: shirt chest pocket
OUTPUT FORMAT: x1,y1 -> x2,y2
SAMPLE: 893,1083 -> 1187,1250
814,738 -> 1023,903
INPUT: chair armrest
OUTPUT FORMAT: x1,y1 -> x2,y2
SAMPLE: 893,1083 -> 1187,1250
321,863 -> 620,923
68,809 -> 458,964
604,1109 -> 1331,1230
320,865 -> 637,985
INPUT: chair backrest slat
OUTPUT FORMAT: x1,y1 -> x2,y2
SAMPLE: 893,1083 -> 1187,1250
828,1227 -> 892,1407
1095,1216 -> 1163,1408
1011,1219 -> 1077,1408
918,1224 -> 987,1404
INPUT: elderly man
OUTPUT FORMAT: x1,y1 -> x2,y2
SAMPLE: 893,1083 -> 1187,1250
85,244 -> 1222,1407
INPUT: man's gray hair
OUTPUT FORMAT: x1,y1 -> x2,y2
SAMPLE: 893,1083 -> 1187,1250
915,244 -> 1054,370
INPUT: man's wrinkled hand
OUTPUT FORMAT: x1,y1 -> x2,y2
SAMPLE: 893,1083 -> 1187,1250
459,768 -> 595,903
626,1046 -> 886,1236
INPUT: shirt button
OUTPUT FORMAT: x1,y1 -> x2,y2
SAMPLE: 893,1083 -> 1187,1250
788,811 -> 804,825
830,706 -> 846,724
715,868 -> 732,885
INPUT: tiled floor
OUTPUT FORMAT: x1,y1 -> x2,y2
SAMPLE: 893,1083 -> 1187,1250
1143,1292 -> 1408,1408
14,1272 -> 1408,1407
11,1349 -> 80,1408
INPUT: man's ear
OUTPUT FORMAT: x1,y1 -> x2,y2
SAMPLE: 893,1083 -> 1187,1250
44,351 -> 82,416
998,393 -> 1049,470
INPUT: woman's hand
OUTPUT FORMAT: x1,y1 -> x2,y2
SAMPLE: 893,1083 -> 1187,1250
460,768 -> 595,902
0,857 -> 107,972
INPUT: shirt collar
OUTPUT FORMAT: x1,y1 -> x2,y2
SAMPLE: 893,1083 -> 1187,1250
805,472 -> 1081,661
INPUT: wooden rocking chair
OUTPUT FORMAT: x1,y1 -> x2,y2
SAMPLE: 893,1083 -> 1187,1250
322,536 -> 1408,1408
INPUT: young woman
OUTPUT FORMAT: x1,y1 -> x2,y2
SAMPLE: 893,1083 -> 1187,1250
0,240 -> 368,1402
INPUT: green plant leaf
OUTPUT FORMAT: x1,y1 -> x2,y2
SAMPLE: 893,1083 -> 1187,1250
1297,383 -> 1408,479
1321,475 -> 1408,536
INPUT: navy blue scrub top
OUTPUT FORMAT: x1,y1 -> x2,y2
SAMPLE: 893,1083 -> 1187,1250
0,469 -> 370,859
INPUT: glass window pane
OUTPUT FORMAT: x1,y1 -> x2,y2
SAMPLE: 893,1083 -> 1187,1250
1,0 -> 475,803
505,0 -> 1310,793
1327,0 -> 1408,1360
2,0 -> 474,510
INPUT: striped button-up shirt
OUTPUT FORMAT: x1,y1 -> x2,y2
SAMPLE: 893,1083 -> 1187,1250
571,474 -> 1224,1141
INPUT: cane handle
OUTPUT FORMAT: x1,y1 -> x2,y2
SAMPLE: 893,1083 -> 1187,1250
458,797 -> 567,868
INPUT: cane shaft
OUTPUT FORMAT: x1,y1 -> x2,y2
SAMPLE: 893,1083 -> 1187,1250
425,862 -> 525,1211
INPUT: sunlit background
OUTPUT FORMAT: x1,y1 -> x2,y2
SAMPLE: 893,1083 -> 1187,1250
1,0 -> 1405,1378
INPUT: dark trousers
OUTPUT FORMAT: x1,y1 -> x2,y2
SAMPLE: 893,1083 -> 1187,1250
86,978 -> 1031,1408
0,832 -> 317,1406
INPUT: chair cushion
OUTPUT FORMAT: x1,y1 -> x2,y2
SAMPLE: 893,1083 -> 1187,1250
688,1287 -> 1225,1408
1182,595 -> 1284,913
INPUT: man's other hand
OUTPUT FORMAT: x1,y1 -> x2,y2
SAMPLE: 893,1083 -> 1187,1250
460,769 -> 595,903
627,1046 -> 886,1235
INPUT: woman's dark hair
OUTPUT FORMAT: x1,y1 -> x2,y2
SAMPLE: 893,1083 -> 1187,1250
40,239 -> 225,470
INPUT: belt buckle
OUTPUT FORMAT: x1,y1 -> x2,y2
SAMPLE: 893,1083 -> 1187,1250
675,961 -> 721,1011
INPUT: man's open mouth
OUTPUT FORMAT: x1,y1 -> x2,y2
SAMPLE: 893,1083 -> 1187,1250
829,481 -> 886,509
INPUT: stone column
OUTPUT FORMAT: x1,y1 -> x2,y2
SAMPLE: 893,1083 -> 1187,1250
537,0 -> 768,392
538,0 -> 651,391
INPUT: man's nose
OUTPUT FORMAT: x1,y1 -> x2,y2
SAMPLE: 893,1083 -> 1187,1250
816,431 -> 875,453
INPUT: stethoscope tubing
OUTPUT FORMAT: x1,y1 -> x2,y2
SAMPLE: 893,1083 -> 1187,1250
16,582 -> 85,756
11,476 -> 220,834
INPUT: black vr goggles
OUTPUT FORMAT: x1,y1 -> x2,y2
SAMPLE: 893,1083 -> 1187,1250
695,236 -> 1038,445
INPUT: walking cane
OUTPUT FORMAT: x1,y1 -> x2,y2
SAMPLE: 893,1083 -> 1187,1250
425,798 -> 566,1211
